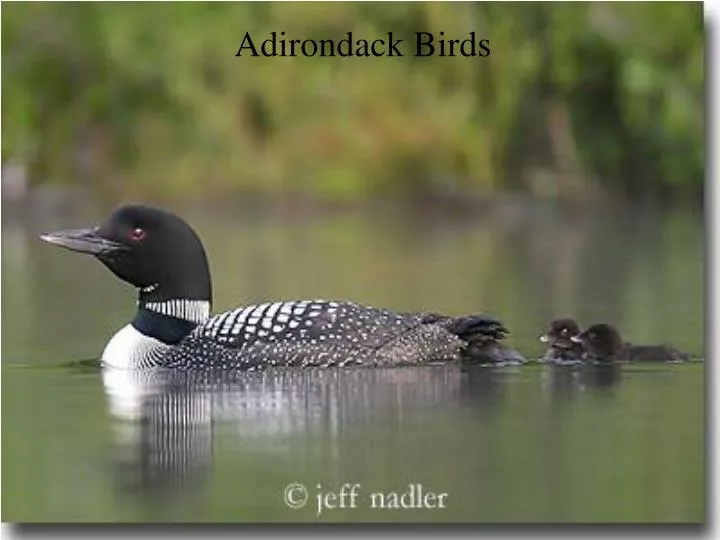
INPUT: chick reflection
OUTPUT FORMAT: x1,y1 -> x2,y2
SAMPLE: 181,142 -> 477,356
102,365 -> 463,499
542,363 -> 621,399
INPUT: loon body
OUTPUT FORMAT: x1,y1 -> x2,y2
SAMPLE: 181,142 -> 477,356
539,318 -> 584,364
41,205 -> 522,371
572,323 -> 690,363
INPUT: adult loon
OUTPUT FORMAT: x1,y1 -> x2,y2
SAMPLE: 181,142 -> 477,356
41,204 -> 523,370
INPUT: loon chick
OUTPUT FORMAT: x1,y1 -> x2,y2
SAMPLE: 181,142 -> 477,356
539,318 -> 583,364
571,323 -> 690,363
41,205 -> 522,371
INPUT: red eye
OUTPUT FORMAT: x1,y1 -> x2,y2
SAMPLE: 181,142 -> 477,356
130,228 -> 145,241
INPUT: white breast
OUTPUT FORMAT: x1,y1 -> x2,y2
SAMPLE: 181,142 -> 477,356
102,324 -> 170,369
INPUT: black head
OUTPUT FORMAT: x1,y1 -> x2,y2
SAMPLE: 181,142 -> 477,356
41,205 -> 212,305
572,323 -> 623,359
539,318 -> 581,349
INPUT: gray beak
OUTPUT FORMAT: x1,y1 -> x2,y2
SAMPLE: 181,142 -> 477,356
40,228 -> 126,256
570,335 -> 583,343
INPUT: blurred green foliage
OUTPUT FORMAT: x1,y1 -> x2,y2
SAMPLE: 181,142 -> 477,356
1,2 -> 703,203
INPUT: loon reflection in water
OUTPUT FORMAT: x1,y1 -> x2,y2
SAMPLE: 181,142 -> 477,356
104,365 -> 468,499
110,370 -> 213,496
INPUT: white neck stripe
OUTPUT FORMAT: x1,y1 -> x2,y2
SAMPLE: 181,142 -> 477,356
142,300 -> 211,323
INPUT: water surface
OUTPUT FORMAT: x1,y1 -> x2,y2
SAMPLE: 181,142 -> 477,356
1,202 -> 704,522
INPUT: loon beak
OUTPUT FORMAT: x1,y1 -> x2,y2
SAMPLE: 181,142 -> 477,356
40,228 -> 126,256
570,335 -> 583,343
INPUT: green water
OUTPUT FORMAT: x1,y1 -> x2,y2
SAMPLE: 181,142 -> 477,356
1,202 -> 705,523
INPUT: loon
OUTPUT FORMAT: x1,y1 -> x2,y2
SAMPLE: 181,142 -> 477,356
571,323 -> 690,363
539,318 -> 584,364
40,204 -> 523,371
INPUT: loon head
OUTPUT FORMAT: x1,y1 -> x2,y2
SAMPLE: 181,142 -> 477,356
539,318 -> 581,349
571,323 -> 623,360
41,204 -> 212,321
42,205 -> 214,368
